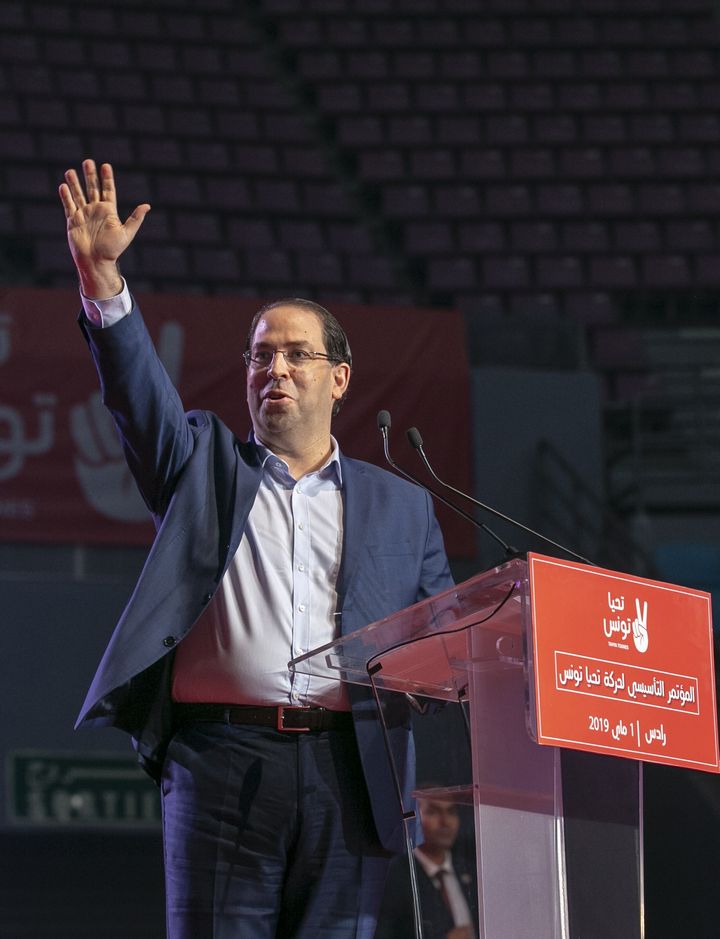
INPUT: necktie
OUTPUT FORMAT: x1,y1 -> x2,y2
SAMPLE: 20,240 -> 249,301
435,869 -> 451,911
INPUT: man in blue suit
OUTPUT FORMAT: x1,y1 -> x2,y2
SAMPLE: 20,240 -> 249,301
59,160 -> 453,939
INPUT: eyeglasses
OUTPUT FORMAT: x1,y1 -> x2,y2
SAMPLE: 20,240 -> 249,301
243,348 -> 338,370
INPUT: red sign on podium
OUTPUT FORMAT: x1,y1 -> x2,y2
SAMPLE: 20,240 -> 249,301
528,553 -> 720,773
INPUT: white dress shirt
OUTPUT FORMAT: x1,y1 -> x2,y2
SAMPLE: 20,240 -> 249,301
172,441 -> 348,709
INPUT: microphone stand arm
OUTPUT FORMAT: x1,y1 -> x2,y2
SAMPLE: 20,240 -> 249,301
407,428 -> 591,566
379,427 -> 517,558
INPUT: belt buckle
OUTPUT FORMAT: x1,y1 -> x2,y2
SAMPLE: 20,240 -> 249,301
276,705 -> 312,732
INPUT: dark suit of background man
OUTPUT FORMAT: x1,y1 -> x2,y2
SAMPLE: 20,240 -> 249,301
58,160 -> 453,939
375,796 -> 476,939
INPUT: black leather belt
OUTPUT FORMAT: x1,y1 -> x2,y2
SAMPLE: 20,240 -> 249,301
173,702 -> 353,733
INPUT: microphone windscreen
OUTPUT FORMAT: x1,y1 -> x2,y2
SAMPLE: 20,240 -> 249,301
376,409 -> 391,430
406,427 -> 423,449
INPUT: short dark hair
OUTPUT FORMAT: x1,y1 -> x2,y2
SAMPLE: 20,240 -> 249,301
246,298 -> 352,415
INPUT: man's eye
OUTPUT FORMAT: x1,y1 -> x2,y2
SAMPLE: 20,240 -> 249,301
254,351 -> 273,364
288,350 -> 313,362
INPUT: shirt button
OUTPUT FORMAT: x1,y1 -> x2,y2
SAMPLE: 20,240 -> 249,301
296,485 -> 302,493
163,636 -> 176,648
291,691 -> 300,701
298,522 -> 304,531
297,563 -> 305,572
297,603 -> 306,613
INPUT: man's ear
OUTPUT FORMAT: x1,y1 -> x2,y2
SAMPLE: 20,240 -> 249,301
331,363 -> 351,400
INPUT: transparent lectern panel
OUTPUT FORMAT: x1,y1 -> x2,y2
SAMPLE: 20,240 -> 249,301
291,558 -> 642,939
290,560 -> 527,701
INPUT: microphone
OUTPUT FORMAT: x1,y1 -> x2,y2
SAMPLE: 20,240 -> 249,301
406,426 -> 591,565
376,411 -> 516,558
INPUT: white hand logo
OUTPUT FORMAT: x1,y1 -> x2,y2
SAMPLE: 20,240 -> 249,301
71,321 -> 184,521
632,599 -> 649,654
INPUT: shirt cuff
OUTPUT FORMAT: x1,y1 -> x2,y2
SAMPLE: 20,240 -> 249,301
81,278 -> 132,328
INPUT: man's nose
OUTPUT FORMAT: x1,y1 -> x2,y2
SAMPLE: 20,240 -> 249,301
267,350 -> 290,378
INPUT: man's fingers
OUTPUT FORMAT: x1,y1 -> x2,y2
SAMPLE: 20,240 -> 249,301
63,161 -> 117,209
123,203 -> 152,239
83,158 -> 100,202
100,162 -> 117,203
58,183 -> 77,219
61,162 -> 150,260
64,168 -> 87,209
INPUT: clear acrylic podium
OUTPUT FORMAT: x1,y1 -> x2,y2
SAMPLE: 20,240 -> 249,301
290,558 -> 643,939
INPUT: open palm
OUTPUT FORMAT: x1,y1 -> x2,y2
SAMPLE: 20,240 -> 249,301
59,159 -> 150,278
66,197 -> 136,266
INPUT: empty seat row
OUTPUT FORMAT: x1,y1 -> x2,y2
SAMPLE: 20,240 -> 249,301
334,112 -> 720,146
354,146 -> 717,179
275,14 -> 713,50
404,219 -> 720,254
376,181 -> 720,216
426,253 -> 720,291
299,49 -> 720,82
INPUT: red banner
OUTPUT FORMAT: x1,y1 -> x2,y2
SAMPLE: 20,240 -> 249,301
529,553 -> 719,773
0,287 -> 473,556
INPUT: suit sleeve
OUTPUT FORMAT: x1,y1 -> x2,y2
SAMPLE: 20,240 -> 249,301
417,489 -> 454,600
78,302 -> 196,518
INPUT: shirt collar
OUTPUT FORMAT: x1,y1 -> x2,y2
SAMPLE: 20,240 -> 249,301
414,848 -> 454,879
253,434 -> 343,486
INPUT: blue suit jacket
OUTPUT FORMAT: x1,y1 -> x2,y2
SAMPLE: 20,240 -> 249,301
76,304 -> 453,851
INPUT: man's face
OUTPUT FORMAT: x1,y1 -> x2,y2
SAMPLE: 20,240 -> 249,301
246,305 -> 350,449
418,799 -> 461,853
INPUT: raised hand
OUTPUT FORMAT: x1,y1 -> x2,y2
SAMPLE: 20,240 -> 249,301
58,159 -> 150,299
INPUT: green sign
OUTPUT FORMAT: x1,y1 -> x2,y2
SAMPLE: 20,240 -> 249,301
7,750 -> 161,827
